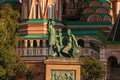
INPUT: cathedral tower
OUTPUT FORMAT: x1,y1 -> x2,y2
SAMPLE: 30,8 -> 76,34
21,0 -> 62,20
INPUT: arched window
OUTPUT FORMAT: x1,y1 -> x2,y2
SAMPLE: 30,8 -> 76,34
40,40 -> 43,47
36,3 -> 39,18
27,40 -> 30,48
46,40 -> 49,47
108,56 -> 119,79
102,2 -> 110,9
18,40 -> 20,48
48,5 -> 53,19
96,8 -> 108,14
83,8 -> 94,14
108,56 -> 118,68
33,40 -> 37,48
87,14 -> 102,23
77,39 -> 84,48
90,40 -> 100,52
103,15 -> 112,23
22,40 -> 24,48
89,1 -> 101,7
35,2 -> 41,19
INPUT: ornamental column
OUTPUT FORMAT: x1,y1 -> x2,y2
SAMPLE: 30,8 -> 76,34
30,40 -> 33,48
43,40 -> 46,48
24,40 -> 28,48
36,40 -> 40,47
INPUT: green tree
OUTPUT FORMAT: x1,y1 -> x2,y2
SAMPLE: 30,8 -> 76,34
25,65 -> 42,80
80,56 -> 105,80
0,7 -> 26,80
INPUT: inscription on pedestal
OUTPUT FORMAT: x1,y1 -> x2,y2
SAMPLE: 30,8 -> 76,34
50,70 -> 76,80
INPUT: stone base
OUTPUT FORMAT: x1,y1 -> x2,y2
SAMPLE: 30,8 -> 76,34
44,58 -> 82,80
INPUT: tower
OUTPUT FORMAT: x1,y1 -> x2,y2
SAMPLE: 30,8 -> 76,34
21,0 -> 62,20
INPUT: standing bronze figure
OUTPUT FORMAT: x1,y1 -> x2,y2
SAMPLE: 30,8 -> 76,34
47,19 -> 81,58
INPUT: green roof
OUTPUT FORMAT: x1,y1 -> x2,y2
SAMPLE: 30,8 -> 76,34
62,30 -> 107,40
18,30 -> 107,40
20,19 -> 63,25
84,13 -> 112,19
19,34 -> 48,39
20,19 -> 48,23
86,0 -> 111,4
63,21 -> 112,26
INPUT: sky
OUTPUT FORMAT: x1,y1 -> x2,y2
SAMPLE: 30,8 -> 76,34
19,0 -> 22,3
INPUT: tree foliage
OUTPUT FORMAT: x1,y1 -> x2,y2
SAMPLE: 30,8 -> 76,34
80,56 -> 105,80
25,65 -> 42,80
0,7 -> 26,80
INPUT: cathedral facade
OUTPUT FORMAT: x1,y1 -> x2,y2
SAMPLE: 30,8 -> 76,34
1,0 -> 120,80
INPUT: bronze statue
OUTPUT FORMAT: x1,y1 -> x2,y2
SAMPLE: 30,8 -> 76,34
62,29 -> 80,58
47,19 -> 81,58
47,19 -> 56,46
47,19 -> 56,55
54,29 -> 63,57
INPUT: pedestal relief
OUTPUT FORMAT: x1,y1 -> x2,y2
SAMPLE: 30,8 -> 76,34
44,59 -> 82,80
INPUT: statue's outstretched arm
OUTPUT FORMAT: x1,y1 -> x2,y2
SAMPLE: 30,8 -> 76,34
71,34 -> 79,47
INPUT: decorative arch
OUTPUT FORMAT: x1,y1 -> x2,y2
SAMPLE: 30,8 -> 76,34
27,40 -> 30,48
90,40 -> 100,52
1,3 -> 12,8
22,40 -> 24,48
40,40 -> 43,47
108,56 -> 118,68
46,40 -> 49,47
77,39 -> 84,48
89,1 -> 101,7
96,8 -> 108,14
83,8 -> 94,14
18,40 -> 20,48
102,1 -> 110,8
33,40 -> 37,47
103,15 -> 112,23
106,51 -> 120,61
87,14 -> 102,23
107,54 -> 120,79
48,5 -> 54,19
